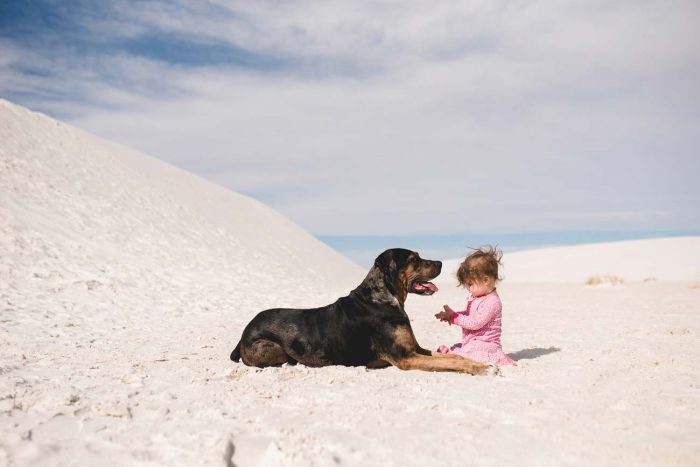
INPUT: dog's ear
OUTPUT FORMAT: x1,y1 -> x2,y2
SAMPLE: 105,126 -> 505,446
373,250 -> 402,298
374,250 -> 398,280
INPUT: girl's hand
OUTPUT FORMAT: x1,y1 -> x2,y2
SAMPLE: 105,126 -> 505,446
434,308 -> 453,322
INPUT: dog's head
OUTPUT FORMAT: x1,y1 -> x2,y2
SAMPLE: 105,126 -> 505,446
369,248 -> 442,304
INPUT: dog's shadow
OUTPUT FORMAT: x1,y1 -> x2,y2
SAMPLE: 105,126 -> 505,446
508,346 -> 561,361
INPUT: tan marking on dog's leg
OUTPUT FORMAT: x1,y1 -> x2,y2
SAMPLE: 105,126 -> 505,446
429,351 -> 495,374
383,353 -> 489,375
415,346 -> 465,358
392,325 -> 418,350
426,351 -> 457,358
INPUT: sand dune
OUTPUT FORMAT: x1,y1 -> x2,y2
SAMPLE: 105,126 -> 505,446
0,99 -> 364,296
1,100 -> 698,466
440,237 -> 700,284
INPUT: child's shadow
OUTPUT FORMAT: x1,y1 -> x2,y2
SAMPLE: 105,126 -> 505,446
508,346 -> 561,361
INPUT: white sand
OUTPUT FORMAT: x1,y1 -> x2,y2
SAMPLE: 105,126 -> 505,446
1,100 -> 699,466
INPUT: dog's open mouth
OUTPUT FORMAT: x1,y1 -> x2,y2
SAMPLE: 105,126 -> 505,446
411,280 -> 438,295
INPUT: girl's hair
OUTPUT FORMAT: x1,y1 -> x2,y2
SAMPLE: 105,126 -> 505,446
456,245 -> 503,286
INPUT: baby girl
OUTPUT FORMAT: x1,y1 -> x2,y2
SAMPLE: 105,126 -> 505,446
434,246 -> 515,366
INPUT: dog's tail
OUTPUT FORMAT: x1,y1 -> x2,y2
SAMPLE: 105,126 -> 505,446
230,340 -> 242,362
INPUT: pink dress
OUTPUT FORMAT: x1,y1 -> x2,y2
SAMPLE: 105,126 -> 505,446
438,290 -> 516,365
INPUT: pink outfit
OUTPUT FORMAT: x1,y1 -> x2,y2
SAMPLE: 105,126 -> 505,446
438,290 -> 516,365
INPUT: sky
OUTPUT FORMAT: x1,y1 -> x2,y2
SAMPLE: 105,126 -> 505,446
1,1 -> 699,263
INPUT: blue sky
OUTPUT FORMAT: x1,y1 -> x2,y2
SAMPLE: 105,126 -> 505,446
1,1 -> 699,262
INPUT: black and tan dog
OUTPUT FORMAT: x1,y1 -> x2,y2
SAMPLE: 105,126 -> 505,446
230,248 -> 490,375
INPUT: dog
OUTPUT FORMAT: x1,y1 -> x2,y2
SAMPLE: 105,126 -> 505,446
230,248 -> 490,375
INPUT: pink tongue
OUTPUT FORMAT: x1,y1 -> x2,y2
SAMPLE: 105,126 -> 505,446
416,282 -> 438,292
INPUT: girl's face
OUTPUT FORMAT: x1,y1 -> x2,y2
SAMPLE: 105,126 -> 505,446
466,276 -> 496,297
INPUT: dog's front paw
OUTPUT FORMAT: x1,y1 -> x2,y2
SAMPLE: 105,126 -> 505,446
484,364 -> 500,377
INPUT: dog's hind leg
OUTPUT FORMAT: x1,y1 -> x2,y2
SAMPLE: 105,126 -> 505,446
241,338 -> 295,367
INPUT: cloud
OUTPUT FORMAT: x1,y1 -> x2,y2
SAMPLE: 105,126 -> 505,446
1,0 -> 699,235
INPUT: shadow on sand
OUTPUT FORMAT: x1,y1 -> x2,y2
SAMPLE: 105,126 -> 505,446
508,346 -> 561,361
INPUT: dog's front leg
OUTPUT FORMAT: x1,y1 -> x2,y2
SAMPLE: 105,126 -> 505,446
383,352 -> 491,375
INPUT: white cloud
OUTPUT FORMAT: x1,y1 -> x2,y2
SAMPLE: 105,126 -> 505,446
2,0 -> 699,235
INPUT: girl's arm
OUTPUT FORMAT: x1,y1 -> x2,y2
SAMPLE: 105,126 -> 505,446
450,297 -> 500,330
